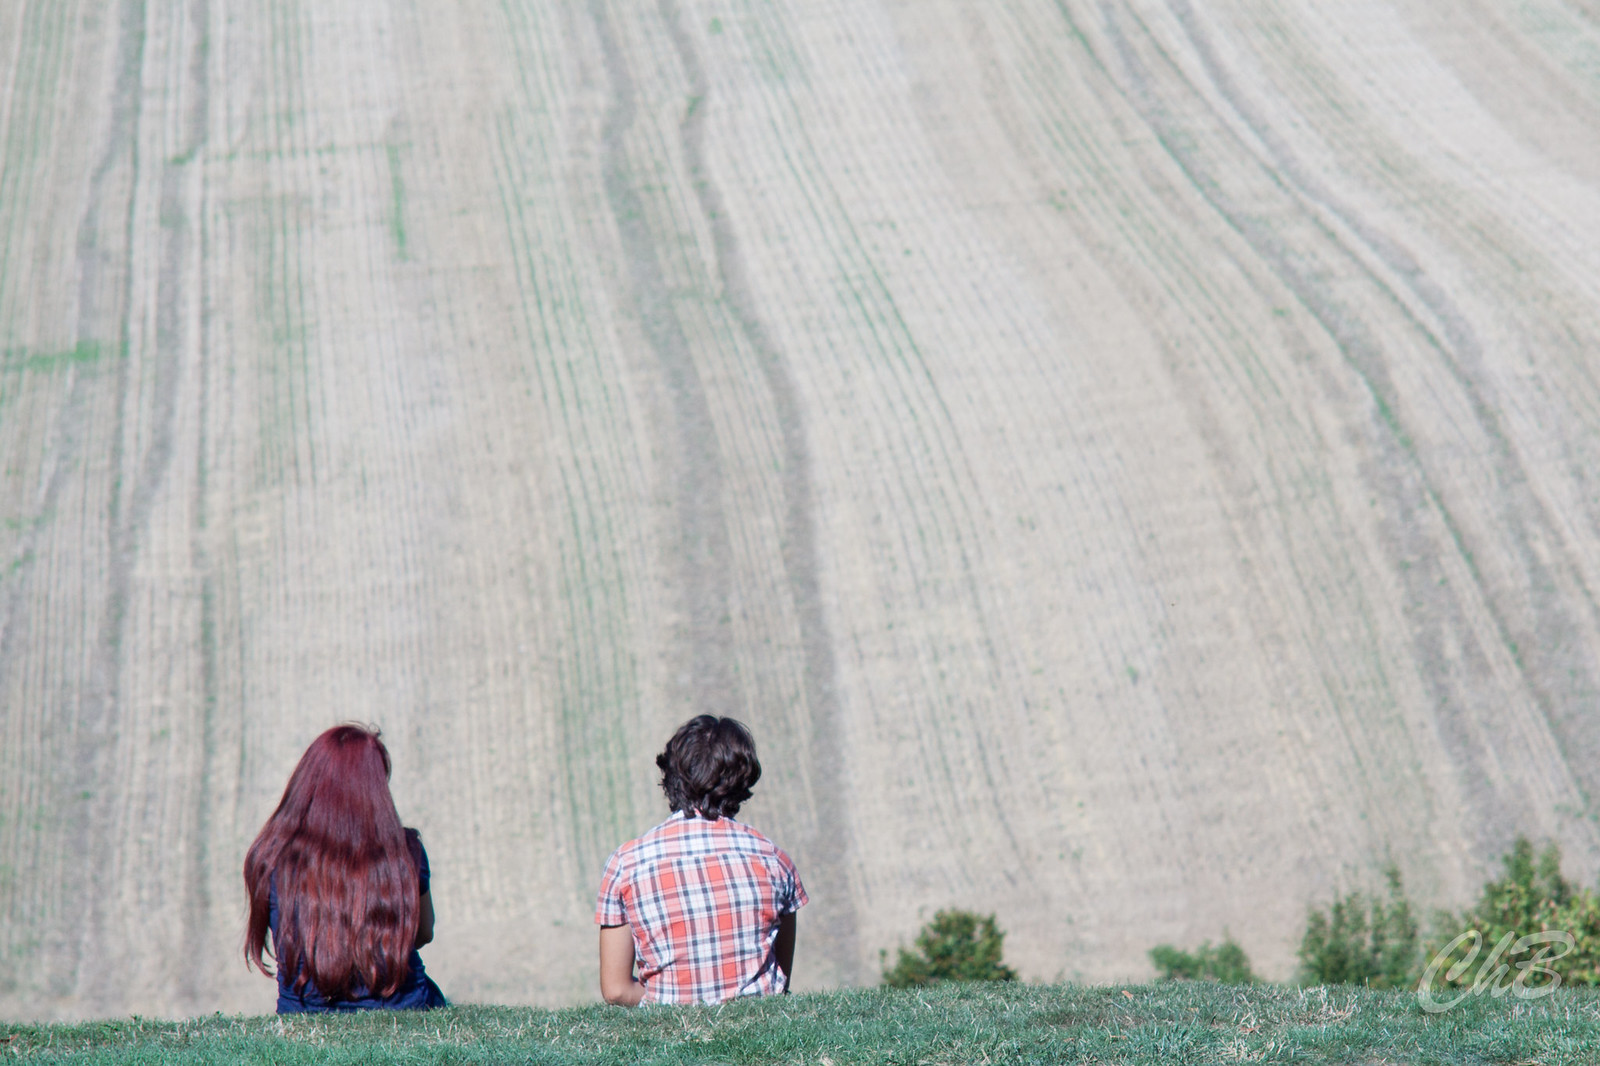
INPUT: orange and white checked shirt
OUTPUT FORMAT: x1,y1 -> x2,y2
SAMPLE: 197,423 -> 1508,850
595,810 -> 807,1004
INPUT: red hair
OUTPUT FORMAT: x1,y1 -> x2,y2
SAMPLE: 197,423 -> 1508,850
244,724 -> 420,1001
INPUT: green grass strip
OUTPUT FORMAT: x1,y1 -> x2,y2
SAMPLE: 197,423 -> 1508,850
387,143 -> 408,260
0,341 -> 104,374
4,982 -> 1596,1064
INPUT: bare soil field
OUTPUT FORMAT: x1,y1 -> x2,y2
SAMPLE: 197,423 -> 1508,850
3,0 -> 1600,1020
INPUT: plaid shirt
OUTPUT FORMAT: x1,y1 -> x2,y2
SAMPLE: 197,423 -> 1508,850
595,811 -> 807,1004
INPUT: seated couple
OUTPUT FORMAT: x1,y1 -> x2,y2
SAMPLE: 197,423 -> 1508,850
243,716 -> 804,1012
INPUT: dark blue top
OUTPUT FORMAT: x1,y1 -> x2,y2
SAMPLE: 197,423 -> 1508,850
269,830 -> 445,1013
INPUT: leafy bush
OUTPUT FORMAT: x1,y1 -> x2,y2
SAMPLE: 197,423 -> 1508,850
881,910 -> 1017,988
1423,837 -> 1600,989
1298,865 -> 1418,988
1149,936 -> 1258,983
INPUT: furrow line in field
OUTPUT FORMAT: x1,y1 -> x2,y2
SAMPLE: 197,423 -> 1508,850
659,0 -> 862,969
289,0 -> 320,487
992,0 -> 1401,853
558,465 -> 628,853
487,107 -> 598,884
591,0 -> 738,722
1140,0 -> 1600,813
974,6 -> 1189,762
342,5 -> 446,766
0,0 -> 26,224
117,0 -> 215,1010
1096,8 -> 1443,835
872,2 -> 1192,850
798,7 -> 1156,868
0,0 -> 74,351
1013,24 -> 1306,468
778,303 -> 977,857
0,7 -> 58,358
532,195 -> 647,870
60,0 -> 155,1011
187,174 -> 218,1021
633,266 -> 795,771
1062,4 -> 1405,711
1091,0 -> 1553,836
722,1 -> 1044,886
255,2 -> 296,490
815,5 -> 1199,862
718,19 -> 942,561
1230,0 -> 1600,778
593,3 -> 858,894
264,0 -> 314,491
503,0 -> 651,703
832,284 -> 1043,870
614,22 -> 799,709
489,118 -> 556,410
1145,8 -> 1498,471
232,0 -> 308,832
178,1 -> 218,1007
1250,0 -> 1600,596
1511,0 -> 1600,102
494,3 -> 648,878
1247,2 -> 1600,444
0,0 -> 78,971
1005,14 -> 1268,465
724,24 -> 957,629
5,368 -> 88,988
625,24 -> 792,710
96,0 -> 169,1007
377,8 -> 514,896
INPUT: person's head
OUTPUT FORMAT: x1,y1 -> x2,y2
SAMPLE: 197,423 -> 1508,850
656,715 -> 762,820
243,724 -> 420,1000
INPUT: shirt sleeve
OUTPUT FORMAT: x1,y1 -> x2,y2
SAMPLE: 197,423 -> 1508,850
406,827 -> 431,896
594,844 -> 631,926
774,847 -> 808,914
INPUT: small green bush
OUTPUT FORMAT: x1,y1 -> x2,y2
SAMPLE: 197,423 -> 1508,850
1298,865 -> 1418,988
881,909 -> 1018,988
1423,837 -> 1600,989
1149,935 -> 1257,983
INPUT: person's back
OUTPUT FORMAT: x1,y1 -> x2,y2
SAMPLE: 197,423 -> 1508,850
265,827 -> 441,1012
595,716 -> 806,1005
243,724 -> 446,1013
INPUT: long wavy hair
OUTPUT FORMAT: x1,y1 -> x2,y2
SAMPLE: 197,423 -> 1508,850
244,724 -> 420,1001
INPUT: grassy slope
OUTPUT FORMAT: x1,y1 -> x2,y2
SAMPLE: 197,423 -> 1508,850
4,983 -> 1596,1065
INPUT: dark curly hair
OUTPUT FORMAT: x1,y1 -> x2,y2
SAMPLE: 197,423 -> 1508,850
656,715 -> 762,819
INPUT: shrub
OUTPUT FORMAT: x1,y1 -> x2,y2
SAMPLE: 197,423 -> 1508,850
1149,935 -> 1258,983
1423,836 -> 1600,989
1298,865 -> 1418,988
881,910 -> 1018,988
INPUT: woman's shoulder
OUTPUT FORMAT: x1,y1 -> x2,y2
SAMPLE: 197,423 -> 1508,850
403,827 -> 429,887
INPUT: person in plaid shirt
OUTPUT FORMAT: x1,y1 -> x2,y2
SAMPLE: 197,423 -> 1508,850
595,716 -> 807,1005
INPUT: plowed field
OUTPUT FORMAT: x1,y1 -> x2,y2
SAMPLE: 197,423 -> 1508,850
3,0 -> 1600,1019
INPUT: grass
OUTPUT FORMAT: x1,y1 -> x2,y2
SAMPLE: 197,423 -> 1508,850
1,341 -> 103,374
387,143 -> 408,260
4,982 -> 1597,1065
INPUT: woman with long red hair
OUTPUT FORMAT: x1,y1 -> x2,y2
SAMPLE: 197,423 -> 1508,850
244,724 -> 446,1011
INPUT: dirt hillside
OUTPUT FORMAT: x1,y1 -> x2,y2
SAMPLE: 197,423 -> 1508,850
3,0 -> 1599,1019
